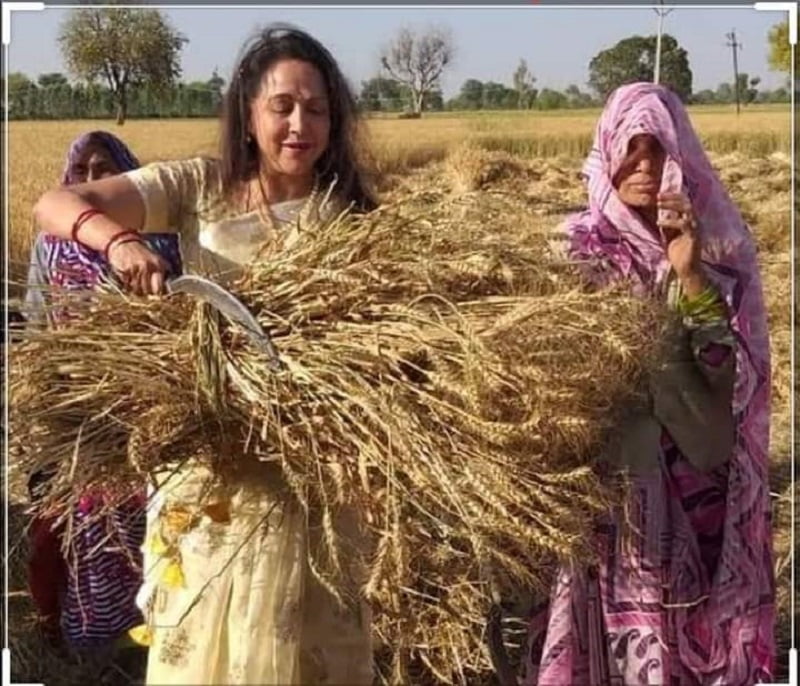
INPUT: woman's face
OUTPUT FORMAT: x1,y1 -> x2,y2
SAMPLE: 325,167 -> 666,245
70,144 -> 122,183
612,134 -> 666,209
249,58 -> 331,180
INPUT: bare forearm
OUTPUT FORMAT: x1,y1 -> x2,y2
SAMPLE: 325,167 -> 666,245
32,174 -> 147,250
33,188 -> 127,251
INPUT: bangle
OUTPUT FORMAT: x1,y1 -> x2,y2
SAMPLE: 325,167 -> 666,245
71,208 -> 104,244
103,230 -> 142,261
109,237 -> 144,255
677,285 -> 727,322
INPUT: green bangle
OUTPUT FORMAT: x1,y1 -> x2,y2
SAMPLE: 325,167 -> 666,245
677,286 -> 726,321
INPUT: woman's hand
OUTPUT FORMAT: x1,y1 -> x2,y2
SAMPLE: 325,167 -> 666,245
108,239 -> 169,295
657,192 -> 706,297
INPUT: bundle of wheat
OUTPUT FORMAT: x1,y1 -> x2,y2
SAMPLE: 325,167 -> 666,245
9,195 -> 665,682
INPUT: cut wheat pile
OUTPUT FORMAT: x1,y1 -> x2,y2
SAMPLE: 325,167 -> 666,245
10,192 -> 666,682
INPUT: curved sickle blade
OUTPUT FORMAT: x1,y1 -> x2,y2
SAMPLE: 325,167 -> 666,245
167,275 -> 283,371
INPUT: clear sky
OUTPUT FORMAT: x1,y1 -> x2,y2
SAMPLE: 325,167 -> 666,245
6,6 -> 790,97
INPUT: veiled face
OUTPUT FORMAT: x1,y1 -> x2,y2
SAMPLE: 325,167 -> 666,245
612,134 -> 666,209
69,144 -> 122,184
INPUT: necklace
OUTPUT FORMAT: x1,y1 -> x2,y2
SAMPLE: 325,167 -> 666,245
253,173 -> 321,235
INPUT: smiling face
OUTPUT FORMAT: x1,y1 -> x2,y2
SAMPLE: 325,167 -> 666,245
248,58 -> 331,181
612,133 -> 666,209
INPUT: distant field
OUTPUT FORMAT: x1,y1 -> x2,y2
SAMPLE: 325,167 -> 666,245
6,105 -> 790,288
366,104 -> 791,171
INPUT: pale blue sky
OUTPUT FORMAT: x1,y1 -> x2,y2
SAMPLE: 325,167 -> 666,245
7,6 -> 790,96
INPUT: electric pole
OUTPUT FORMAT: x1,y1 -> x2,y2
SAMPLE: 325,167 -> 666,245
653,1 -> 674,85
726,29 -> 742,115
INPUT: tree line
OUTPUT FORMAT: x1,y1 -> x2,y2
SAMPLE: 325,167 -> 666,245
5,71 -> 225,120
2,7 -> 791,123
6,66 -> 787,122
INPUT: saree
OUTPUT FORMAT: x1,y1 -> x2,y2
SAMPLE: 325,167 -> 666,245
23,130 -> 180,646
524,83 -> 774,686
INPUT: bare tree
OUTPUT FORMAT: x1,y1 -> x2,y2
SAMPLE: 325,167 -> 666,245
512,58 -> 537,109
380,27 -> 454,115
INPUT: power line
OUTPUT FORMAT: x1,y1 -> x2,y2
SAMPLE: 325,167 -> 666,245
725,29 -> 743,115
653,1 -> 674,85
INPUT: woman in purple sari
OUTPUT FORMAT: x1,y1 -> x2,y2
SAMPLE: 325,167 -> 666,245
24,131 -> 181,649
523,84 -> 774,685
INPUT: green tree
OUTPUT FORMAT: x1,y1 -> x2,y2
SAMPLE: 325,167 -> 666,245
512,58 -> 537,109
8,72 -> 35,91
588,34 -> 692,102
359,76 -> 407,111
7,72 -> 37,118
37,72 -> 69,88
767,20 -> 790,74
59,7 -> 186,125
207,69 -> 225,112
716,82 -> 733,104
565,84 -> 594,108
457,78 -> 484,109
692,89 -> 717,105
536,88 -> 568,110
736,73 -> 761,105
483,81 -> 513,109
425,89 -> 444,111
182,82 -> 215,116
765,87 -> 789,103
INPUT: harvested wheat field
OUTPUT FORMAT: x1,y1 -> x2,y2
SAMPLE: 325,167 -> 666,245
5,112 -> 792,685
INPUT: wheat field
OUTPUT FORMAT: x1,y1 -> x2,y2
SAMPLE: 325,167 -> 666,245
6,105 -> 790,287
5,106 -> 793,684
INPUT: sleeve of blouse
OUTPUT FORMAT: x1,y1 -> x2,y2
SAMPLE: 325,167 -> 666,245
679,284 -> 737,391
649,280 -> 737,472
123,158 -> 214,233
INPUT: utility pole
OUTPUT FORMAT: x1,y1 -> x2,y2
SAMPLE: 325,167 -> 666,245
725,29 -> 742,115
653,0 -> 674,84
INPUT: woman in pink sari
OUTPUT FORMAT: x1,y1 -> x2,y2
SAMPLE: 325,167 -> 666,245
523,83 -> 774,685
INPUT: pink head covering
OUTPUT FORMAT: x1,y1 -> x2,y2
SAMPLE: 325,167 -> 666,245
561,82 -> 774,681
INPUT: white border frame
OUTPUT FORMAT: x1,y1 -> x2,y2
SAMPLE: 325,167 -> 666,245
1,2 -> 796,685
756,3 -> 798,685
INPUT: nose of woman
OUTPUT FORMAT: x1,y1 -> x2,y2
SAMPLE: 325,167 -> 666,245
636,154 -> 652,174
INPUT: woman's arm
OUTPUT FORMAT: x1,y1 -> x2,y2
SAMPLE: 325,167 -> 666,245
650,283 -> 736,472
33,175 -> 168,295
34,174 -> 146,248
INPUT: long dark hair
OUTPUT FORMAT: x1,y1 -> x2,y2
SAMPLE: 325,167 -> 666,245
220,24 -> 376,212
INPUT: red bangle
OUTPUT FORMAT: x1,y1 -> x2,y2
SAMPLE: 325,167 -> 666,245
71,208 -> 104,244
103,230 -> 142,261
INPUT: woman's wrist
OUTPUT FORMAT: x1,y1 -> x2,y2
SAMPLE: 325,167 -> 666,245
677,282 -> 727,324
676,269 -> 707,299
104,230 -> 143,261
73,212 -> 130,253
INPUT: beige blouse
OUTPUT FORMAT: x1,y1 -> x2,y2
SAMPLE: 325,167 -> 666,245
125,157 -> 326,280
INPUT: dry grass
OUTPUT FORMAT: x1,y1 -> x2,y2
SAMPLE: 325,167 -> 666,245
713,150 -> 793,677
10,184 -> 672,682
5,115 -> 792,684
